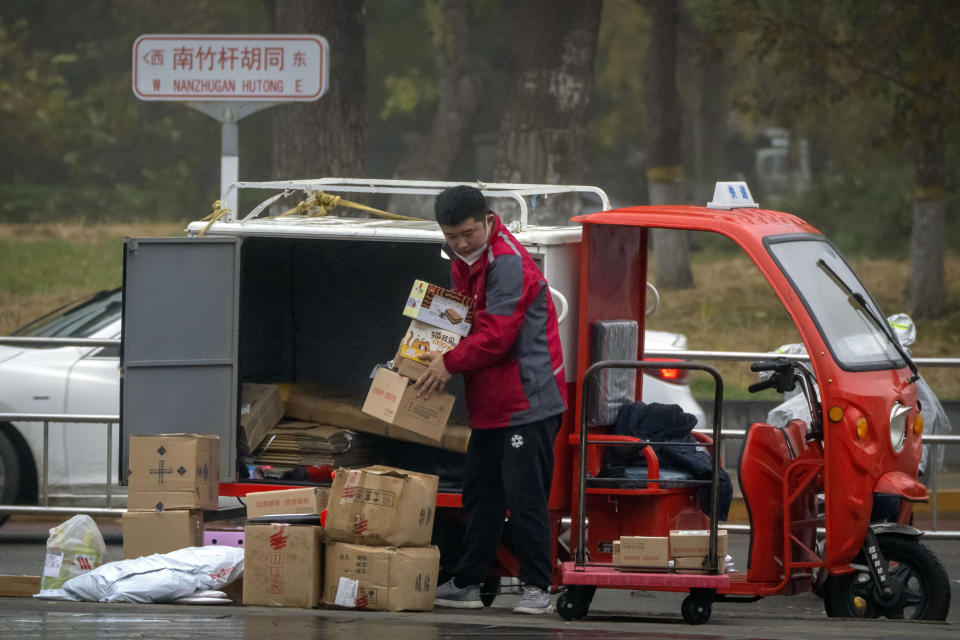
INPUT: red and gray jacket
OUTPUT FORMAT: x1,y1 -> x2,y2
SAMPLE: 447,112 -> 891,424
442,214 -> 567,429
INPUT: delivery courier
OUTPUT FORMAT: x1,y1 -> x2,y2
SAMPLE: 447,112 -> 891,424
412,185 -> 566,615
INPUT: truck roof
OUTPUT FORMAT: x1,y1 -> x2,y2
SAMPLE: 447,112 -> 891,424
186,178 -> 607,246
574,205 -> 821,241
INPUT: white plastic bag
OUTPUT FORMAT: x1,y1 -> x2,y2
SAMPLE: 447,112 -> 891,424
40,514 -> 107,590
34,545 -> 243,603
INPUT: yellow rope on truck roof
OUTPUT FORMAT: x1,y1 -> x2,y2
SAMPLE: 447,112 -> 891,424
278,190 -> 422,221
198,200 -> 231,237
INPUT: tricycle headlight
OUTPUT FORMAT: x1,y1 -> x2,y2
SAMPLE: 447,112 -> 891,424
889,401 -> 910,451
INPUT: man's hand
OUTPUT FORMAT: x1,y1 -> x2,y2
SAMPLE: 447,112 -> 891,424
412,350 -> 452,399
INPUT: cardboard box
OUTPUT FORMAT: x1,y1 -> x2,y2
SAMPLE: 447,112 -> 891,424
613,536 -> 670,568
323,542 -> 439,611
243,523 -> 323,608
122,510 -> 203,559
403,279 -> 474,337
394,352 -> 427,380
127,434 -> 219,511
285,385 -> 470,454
239,383 -> 284,454
361,367 -> 454,442
245,487 -> 330,519
203,528 -> 245,548
397,319 -> 462,365
324,465 -> 438,547
674,554 -> 725,573
0,575 -> 41,598
669,529 -> 728,558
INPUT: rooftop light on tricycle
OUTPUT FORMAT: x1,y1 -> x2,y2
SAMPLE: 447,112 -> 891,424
706,181 -> 759,210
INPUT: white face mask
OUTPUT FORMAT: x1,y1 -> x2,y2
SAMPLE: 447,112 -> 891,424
458,243 -> 487,266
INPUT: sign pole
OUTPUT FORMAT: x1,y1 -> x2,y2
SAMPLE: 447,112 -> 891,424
221,120 -> 239,215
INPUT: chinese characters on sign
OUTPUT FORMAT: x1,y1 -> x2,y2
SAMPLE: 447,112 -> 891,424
133,35 -> 328,101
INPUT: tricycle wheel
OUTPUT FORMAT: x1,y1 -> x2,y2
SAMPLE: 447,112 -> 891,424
557,585 -> 595,620
823,534 -> 950,620
480,576 -> 500,607
681,589 -> 714,625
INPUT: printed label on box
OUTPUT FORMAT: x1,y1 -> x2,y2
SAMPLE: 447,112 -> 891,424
398,319 -> 461,365
335,577 -> 358,607
403,280 -> 474,337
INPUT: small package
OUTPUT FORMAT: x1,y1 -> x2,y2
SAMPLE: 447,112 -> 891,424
126,434 -> 219,511
245,487 -> 330,519
239,383 -> 284,454
243,523 -> 323,608
403,280 -> 474,337
41,515 -> 107,590
395,319 -> 462,380
324,465 -> 438,547
323,542 -> 439,611
122,510 -> 203,559
613,536 -> 669,569
674,554 -> 725,573
361,367 -> 454,442
669,529 -> 728,558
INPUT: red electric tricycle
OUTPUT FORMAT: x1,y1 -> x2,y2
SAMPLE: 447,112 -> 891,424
555,184 -> 951,623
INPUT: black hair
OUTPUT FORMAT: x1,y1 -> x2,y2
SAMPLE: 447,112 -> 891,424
434,185 -> 488,226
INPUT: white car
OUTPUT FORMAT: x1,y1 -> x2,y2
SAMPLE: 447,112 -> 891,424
0,290 -> 704,510
0,289 -> 122,509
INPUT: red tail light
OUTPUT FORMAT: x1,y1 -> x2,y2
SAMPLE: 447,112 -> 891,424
650,358 -> 688,384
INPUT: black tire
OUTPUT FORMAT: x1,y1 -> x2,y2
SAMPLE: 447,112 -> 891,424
681,589 -> 714,624
0,429 -> 22,527
823,534 -> 951,620
557,585 -> 595,620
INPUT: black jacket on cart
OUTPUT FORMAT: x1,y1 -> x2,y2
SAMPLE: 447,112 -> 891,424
601,402 -> 732,520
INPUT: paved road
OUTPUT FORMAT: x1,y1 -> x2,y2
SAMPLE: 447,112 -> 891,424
1,517 -> 957,639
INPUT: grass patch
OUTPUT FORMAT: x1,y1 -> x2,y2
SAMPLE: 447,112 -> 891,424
0,223 -> 185,333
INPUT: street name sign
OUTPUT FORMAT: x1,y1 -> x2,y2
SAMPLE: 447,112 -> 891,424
132,34 -> 329,101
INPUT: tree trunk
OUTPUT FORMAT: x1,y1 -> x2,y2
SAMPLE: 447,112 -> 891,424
271,0 -> 366,180
687,18 -> 727,205
905,113 -> 946,318
646,0 -> 693,289
388,0 -> 483,217
492,0 -> 602,225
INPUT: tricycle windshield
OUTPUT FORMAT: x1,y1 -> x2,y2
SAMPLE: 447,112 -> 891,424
767,236 -> 904,370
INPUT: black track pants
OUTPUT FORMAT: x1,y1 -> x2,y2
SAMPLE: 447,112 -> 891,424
454,414 -> 561,591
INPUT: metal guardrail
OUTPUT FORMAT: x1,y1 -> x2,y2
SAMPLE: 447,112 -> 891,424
0,339 -> 956,538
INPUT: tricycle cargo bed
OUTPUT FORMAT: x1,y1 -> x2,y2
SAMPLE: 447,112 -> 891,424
120,226 -> 582,488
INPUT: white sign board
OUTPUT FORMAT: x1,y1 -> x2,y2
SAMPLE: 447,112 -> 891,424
133,34 -> 328,101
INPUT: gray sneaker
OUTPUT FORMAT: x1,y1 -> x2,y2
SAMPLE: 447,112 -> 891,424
512,586 -> 553,614
434,579 -> 483,609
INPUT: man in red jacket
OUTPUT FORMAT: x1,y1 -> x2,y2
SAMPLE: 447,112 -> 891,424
414,185 -> 567,614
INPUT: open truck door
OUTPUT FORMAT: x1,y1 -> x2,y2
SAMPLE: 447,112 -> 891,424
121,237 -> 242,484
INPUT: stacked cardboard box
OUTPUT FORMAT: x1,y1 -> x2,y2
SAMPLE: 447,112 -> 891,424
242,486 -> 329,608
239,383 -> 284,455
611,530 -> 729,573
286,385 -> 470,454
122,434 -> 220,559
322,465 -> 441,611
669,530 -> 728,574
358,279 -> 473,451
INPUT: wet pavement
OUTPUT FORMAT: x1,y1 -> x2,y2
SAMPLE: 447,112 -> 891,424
0,596 -> 957,640
1,517 -> 957,639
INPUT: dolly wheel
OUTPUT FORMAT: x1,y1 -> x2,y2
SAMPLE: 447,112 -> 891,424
681,589 -> 714,625
557,585 -> 595,620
